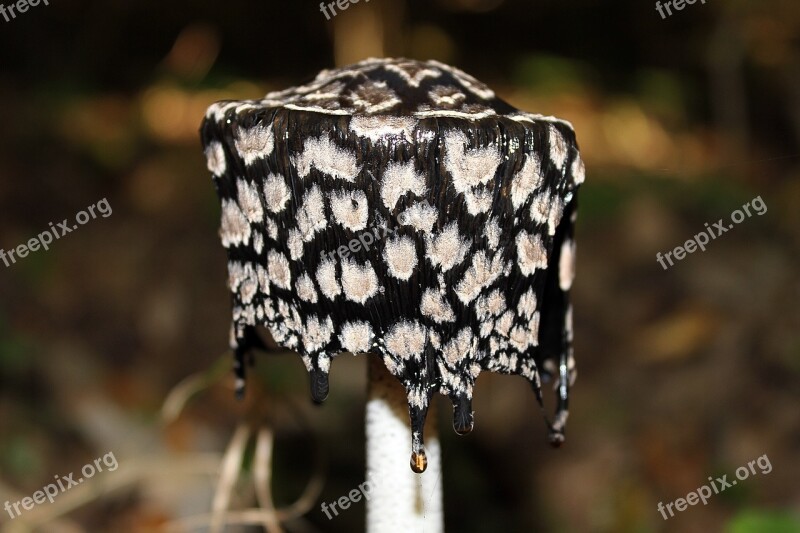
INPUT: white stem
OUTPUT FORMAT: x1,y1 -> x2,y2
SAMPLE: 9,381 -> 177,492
365,356 -> 443,533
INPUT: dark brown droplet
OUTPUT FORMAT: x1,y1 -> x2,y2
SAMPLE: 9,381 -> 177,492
548,430 -> 565,448
410,451 -> 427,473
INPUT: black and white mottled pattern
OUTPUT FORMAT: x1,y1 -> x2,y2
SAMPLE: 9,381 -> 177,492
200,58 -> 584,472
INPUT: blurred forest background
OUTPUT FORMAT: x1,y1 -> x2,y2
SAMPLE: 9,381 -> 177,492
1,0 -> 799,532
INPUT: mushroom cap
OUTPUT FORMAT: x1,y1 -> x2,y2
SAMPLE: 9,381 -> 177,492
201,58 -> 584,469
209,57 -> 526,119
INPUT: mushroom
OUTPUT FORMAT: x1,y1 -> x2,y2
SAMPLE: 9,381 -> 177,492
200,57 -> 584,531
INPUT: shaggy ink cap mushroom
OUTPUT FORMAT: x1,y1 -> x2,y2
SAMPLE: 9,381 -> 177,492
201,58 -> 585,472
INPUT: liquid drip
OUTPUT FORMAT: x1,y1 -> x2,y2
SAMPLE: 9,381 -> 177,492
309,369 -> 330,403
411,451 -> 428,473
409,405 -> 430,473
452,396 -> 474,435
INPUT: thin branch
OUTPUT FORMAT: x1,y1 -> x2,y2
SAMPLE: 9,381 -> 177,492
210,424 -> 251,533
161,353 -> 230,424
254,428 -> 283,533
275,467 -> 325,521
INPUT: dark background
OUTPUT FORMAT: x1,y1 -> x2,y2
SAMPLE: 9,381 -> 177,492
1,0 -> 799,532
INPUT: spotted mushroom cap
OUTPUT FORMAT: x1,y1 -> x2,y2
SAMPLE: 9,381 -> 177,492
201,58 -> 584,472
